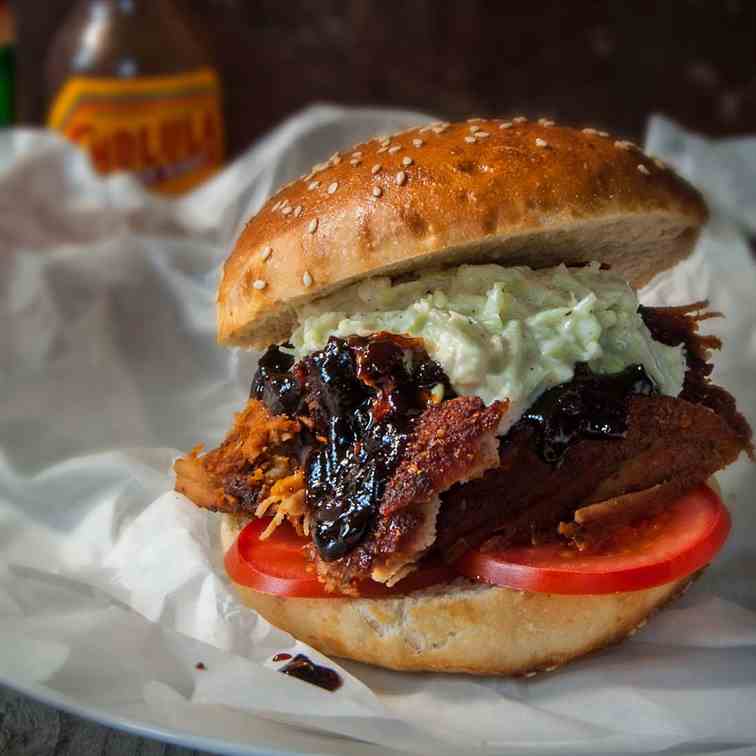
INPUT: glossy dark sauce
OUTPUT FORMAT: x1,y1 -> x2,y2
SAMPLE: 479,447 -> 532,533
278,654 -> 342,691
252,341 -> 656,556
514,363 -> 656,464
250,344 -> 300,416
251,335 -> 453,562
302,335 -> 454,562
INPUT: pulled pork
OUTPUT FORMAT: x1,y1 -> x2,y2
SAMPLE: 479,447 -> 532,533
174,303 -> 752,593
174,400 -> 306,537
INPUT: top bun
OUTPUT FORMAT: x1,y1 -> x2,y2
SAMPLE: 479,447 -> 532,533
218,118 -> 707,348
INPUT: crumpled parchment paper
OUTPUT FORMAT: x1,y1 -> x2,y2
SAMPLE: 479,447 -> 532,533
1,105 -> 755,756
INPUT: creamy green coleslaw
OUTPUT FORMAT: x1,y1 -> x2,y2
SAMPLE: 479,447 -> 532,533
291,263 -> 685,431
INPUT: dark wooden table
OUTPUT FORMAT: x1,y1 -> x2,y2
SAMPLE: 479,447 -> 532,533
4,1 -> 756,753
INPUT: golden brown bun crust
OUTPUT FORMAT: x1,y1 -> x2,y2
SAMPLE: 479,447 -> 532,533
218,118 -> 707,348
220,515 -> 692,676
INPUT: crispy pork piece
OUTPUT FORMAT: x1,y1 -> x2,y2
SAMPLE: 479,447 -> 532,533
174,399 -> 306,535
312,396 -> 506,592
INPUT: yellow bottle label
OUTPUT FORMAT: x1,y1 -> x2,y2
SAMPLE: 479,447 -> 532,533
48,68 -> 224,195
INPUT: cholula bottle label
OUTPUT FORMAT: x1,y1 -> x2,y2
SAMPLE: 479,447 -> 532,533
47,67 -> 224,195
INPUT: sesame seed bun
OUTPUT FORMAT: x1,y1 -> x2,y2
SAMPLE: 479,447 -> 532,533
220,514 -> 693,676
218,118 -> 707,349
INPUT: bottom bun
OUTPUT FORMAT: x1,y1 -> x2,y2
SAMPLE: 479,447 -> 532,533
220,515 -> 693,675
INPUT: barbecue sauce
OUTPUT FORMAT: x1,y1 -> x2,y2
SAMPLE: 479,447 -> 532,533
304,335 -> 454,561
515,363 -> 656,464
250,345 -> 300,416
278,654 -> 342,691
251,334 -> 454,562
251,340 -> 655,558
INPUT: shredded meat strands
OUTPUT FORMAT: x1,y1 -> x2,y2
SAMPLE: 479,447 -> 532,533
174,302 -> 752,593
174,400 -> 306,536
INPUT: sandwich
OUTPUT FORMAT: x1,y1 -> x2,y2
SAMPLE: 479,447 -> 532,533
174,118 -> 752,675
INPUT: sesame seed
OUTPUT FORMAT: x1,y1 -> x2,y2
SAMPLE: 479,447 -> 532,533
467,117 -> 482,123
377,146 -> 388,154
351,151 -> 363,158
261,246 -> 272,261
538,118 -> 555,127
499,122 -> 513,129
535,138 -> 548,147
327,181 -> 339,194
412,138 -> 424,147
380,138 -> 391,147
615,140 -> 634,150
469,125 -> 480,133
302,271 -> 313,287
637,163 -> 650,175
395,170 -> 407,186
476,131 -> 490,138
350,159 -> 362,166
524,671 -> 538,678
653,158 -> 666,170
432,125 -> 447,134
513,116 -> 527,123
598,131 -> 610,137
281,205 -> 293,215
582,127 -> 599,135
293,205 -> 303,217
252,279 -> 267,290
388,145 -> 401,154
464,136 -> 477,143
419,125 -> 432,133
371,163 -> 382,175
372,186 -> 383,197
307,218 -> 318,234
272,200 -> 282,211
402,156 -> 413,166
307,180 -> 320,191
312,162 -> 327,172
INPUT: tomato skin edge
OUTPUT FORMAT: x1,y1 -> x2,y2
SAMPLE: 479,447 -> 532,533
225,486 -> 731,599
225,532 -> 333,598
225,518 -> 458,599
455,486 -> 731,595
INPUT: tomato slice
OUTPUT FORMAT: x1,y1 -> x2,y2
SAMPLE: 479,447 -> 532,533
455,485 -> 731,595
225,517 -> 456,598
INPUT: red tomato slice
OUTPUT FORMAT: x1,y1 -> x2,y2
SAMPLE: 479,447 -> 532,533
225,517 -> 456,598
455,484 -> 731,595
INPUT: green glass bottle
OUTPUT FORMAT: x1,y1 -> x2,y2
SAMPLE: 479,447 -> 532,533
0,0 -> 13,125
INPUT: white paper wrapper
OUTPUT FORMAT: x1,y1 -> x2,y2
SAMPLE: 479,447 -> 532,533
1,105 -> 755,756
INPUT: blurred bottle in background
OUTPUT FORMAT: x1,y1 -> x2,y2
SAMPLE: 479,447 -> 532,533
46,0 -> 224,195
0,0 -> 14,125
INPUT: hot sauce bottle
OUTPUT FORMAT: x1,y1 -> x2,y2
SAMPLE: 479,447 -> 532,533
46,0 -> 225,195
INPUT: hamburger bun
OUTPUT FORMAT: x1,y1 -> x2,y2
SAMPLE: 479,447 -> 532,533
218,118 -> 706,348
214,120 -> 713,676
221,514 -> 693,676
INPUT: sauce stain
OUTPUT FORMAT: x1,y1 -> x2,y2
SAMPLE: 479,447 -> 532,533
278,654 -> 342,691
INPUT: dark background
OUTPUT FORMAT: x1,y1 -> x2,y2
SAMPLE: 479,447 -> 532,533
13,0 -> 756,159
